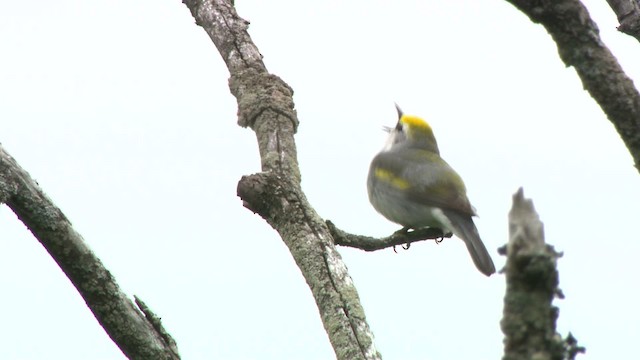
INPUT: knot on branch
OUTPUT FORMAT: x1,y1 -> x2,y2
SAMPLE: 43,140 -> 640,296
327,220 -> 451,251
237,172 -> 301,228
229,69 -> 298,131
618,15 -> 640,38
237,172 -> 275,216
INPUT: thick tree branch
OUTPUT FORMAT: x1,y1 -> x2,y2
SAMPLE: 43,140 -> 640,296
0,144 -> 180,359
505,0 -> 640,171
182,1 -> 380,359
500,188 -> 585,360
327,220 -> 451,251
606,0 -> 640,41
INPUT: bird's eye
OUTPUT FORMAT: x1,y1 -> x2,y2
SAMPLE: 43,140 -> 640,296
395,121 -> 403,131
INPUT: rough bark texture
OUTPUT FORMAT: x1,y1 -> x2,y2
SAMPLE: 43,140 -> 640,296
500,188 -> 584,360
181,1 -> 380,359
606,0 -> 640,41
505,0 -> 640,171
0,145 -> 180,359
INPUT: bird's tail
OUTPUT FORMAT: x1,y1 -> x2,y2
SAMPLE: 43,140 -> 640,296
444,210 -> 496,276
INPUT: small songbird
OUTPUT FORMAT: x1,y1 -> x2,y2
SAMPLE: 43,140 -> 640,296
367,105 -> 496,276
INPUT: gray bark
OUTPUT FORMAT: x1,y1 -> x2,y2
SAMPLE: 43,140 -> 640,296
501,188 -> 584,360
505,0 -> 640,172
0,145 -> 180,359
180,1 -> 381,359
605,0 -> 640,41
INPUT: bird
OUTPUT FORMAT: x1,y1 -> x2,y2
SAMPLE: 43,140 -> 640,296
367,104 -> 496,276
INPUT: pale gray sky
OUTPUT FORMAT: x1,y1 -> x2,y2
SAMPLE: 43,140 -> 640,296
1,1 -> 639,359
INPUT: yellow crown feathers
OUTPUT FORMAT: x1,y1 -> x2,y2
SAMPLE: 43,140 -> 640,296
400,114 -> 433,132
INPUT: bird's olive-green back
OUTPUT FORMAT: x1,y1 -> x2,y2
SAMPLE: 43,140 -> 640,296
371,146 -> 475,216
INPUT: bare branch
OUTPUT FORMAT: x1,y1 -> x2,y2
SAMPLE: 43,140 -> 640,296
500,188 -> 585,360
0,144 -> 180,359
181,1 -> 380,358
504,0 -> 640,172
135,296 -> 179,354
327,220 -> 451,251
605,0 -> 640,41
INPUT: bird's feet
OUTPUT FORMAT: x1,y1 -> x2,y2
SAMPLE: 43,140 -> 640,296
392,227 -> 412,253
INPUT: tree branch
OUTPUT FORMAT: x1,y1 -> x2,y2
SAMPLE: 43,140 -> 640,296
500,188 -> 585,360
327,220 -> 451,251
605,0 -> 640,41
0,144 -> 180,359
504,0 -> 640,171
181,1 -> 380,359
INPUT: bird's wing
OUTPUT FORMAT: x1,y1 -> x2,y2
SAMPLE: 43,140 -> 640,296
374,148 -> 477,216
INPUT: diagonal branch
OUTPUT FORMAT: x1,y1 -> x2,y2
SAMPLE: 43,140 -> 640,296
505,0 -> 640,172
181,1 -> 381,359
0,144 -> 180,359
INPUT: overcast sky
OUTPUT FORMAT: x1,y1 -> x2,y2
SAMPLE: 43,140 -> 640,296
2,1 -> 640,359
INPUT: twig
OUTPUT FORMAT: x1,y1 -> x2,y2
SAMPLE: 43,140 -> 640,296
327,220 -> 451,251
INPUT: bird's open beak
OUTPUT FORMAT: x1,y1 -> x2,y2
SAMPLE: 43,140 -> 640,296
394,103 -> 403,120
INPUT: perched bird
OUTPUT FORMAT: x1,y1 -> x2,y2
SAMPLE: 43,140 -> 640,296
367,105 -> 496,276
